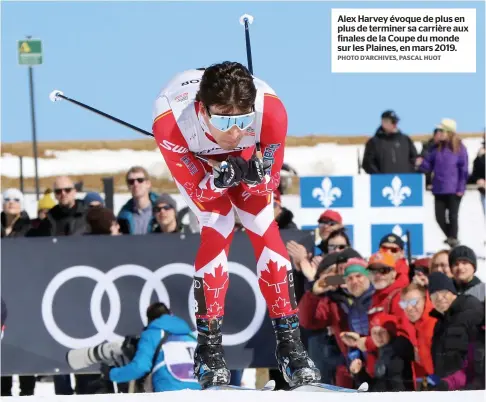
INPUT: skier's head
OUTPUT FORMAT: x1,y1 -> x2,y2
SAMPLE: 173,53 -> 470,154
197,61 -> 256,150
146,302 -> 171,323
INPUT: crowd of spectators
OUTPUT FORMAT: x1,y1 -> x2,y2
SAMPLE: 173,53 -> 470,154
1,113 -> 485,394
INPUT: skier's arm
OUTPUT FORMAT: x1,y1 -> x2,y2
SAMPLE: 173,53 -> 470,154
153,96 -> 228,203
241,94 -> 287,195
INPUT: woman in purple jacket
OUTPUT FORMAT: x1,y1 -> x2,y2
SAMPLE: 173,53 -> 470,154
417,119 -> 468,247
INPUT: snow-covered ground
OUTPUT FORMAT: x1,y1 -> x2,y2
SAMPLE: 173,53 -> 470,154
2,137 -> 483,179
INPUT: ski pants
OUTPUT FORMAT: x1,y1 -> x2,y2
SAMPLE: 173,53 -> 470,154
177,183 -> 298,320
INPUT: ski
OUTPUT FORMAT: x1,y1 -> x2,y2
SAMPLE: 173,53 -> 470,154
205,380 -> 276,391
289,382 -> 369,393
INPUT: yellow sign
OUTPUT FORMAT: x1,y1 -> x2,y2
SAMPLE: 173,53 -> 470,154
19,42 -> 31,53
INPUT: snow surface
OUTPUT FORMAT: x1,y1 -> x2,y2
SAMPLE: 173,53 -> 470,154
2,138 -> 483,179
3,376 -> 486,400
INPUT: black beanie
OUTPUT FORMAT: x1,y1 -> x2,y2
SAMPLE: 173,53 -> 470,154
449,245 -> 477,272
428,272 -> 457,296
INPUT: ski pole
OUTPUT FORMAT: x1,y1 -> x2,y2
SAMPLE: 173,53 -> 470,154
49,90 -> 154,138
239,14 -> 255,74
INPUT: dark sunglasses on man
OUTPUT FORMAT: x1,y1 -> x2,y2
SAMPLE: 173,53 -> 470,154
127,177 -> 146,186
368,266 -> 393,275
380,245 -> 401,254
154,205 -> 173,213
318,219 -> 337,226
54,187 -> 73,195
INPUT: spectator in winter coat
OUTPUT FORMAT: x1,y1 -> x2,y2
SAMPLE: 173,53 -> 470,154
340,251 -> 416,378
426,272 -> 485,390
298,258 -> 374,388
36,176 -> 88,236
417,119 -> 468,247
349,313 -> 414,392
151,194 -> 190,234
362,110 -> 418,174
378,233 -> 410,285
399,283 -> 437,387
117,166 -> 159,235
273,191 -> 297,230
1,188 -> 31,238
469,138 -> 485,215
449,245 -> 485,302
28,189 -> 57,236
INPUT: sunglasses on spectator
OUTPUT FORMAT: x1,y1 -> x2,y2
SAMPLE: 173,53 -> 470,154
399,298 -> 420,309
318,220 -> 337,226
4,198 -> 21,203
368,266 -> 392,275
127,177 -> 146,185
154,205 -> 173,212
380,245 -> 401,253
328,244 -> 347,251
54,188 -> 73,195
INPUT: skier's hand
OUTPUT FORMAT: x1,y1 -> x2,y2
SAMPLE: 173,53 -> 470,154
242,154 -> 271,186
349,359 -> 363,375
213,156 -> 248,188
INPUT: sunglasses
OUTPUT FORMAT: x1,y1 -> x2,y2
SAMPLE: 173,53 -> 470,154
368,266 -> 392,275
328,244 -> 347,251
127,177 -> 146,185
154,205 -> 173,212
54,188 -> 73,195
318,220 -> 337,226
207,108 -> 255,132
380,245 -> 401,253
399,298 -> 420,309
4,198 -> 21,203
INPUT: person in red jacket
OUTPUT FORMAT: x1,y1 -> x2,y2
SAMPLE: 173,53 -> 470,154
298,258 -> 373,387
340,251 -> 416,377
399,283 -> 437,389
152,62 -> 320,388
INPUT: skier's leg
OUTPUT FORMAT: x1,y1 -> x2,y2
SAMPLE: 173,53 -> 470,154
228,188 -> 321,387
175,182 -> 235,388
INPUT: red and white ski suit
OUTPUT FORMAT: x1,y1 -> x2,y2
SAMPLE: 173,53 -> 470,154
152,69 -> 297,320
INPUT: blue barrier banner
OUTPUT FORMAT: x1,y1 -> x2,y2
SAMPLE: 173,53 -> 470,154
370,174 -> 424,208
299,176 -> 354,208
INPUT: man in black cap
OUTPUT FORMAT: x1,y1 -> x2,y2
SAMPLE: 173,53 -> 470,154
427,272 -> 484,389
362,110 -> 418,174
448,245 -> 484,302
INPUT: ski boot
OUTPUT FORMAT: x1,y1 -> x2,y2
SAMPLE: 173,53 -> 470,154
194,317 -> 231,389
272,314 -> 321,387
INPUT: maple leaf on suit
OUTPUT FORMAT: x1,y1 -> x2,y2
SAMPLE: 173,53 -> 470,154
271,297 -> 289,316
207,302 -> 222,315
259,260 -> 288,294
204,264 -> 229,298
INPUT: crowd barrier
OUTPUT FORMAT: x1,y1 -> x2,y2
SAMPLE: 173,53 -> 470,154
1,230 -> 312,376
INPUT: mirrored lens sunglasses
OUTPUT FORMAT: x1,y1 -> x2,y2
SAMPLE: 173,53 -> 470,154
208,110 -> 255,132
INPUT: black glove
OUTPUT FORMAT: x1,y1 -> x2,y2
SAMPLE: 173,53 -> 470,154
213,156 -> 248,188
121,335 -> 139,362
243,155 -> 272,186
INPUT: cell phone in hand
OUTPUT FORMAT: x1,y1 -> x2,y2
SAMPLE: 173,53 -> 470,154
324,274 -> 345,286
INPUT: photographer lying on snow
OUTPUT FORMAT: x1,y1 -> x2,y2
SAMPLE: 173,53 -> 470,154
101,302 -> 202,392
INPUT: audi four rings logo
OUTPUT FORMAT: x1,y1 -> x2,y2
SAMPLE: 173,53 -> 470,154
41,263 -> 266,350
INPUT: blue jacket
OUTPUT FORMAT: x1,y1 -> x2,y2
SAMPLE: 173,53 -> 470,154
117,192 -> 159,234
109,315 -> 201,392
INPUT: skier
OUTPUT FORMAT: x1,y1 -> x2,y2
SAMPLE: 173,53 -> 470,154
152,61 -> 321,389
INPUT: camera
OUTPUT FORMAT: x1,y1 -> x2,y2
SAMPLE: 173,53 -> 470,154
66,335 -> 139,371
